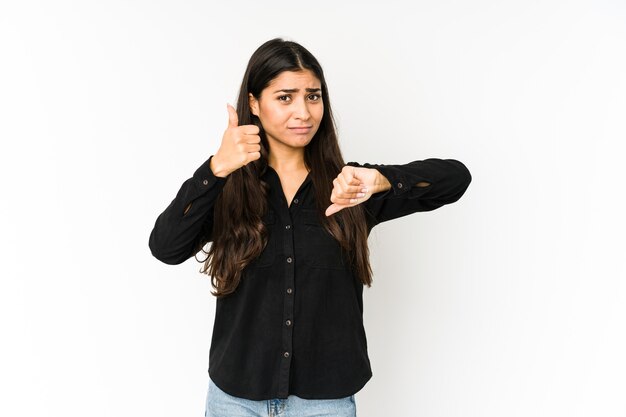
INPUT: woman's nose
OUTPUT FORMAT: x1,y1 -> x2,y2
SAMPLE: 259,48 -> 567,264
293,99 -> 311,120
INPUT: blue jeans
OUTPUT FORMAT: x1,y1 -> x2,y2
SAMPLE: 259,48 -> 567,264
205,377 -> 357,417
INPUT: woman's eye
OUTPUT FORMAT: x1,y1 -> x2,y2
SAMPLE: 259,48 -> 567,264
278,95 -> 290,102
308,94 -> 321,101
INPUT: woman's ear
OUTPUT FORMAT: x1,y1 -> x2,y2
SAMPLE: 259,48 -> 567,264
248,93 -> 259,117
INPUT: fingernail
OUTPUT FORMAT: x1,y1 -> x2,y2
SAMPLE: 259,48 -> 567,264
361,188 -> 368,193
357,193 -> 365,197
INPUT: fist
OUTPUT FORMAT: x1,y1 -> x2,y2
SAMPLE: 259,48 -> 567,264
325,165 -> 382,216
212,104 -> 262,176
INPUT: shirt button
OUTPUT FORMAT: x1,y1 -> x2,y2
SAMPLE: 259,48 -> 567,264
284,351 -> 290,358
397,182 -> 403,188
202,179 -> 209,185
286,288 -> 293,294
285,320 -> 292,326
286,257 -> 293,263
285,224 -> 291,230
293,198 -> 299,204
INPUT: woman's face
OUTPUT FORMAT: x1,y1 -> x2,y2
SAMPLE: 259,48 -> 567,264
249,69 -> 324,152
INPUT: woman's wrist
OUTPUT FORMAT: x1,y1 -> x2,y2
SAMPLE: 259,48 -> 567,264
373,169 -> 392,194
210,155 -> 230,178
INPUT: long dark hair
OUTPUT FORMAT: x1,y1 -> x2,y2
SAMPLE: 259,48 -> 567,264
198,38 -> 373,298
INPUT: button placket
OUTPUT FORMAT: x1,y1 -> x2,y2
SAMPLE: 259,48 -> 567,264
277,207 -> 296,398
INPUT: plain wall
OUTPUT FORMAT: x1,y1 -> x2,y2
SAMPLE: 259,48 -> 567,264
1,0 -> 625,416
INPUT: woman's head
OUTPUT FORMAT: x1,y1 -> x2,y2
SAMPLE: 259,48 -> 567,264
249,68 -> 323,154
234,38 -> 336,166
200,38 -> 373,298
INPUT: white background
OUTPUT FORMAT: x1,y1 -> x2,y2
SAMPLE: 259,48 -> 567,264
2,1 -> 625,416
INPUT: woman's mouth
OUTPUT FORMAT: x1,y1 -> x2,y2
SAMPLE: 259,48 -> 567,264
288,126 -> 312,134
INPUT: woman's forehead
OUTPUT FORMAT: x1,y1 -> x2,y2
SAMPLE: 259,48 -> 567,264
266,69 -> 321,90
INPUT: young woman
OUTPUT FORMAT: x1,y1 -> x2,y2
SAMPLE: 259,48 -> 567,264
149,38 -> 471,417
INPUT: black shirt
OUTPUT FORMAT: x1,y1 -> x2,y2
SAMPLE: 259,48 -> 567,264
148,155 -> 472,400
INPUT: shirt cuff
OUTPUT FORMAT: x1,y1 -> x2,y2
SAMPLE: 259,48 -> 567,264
193,155 -> 228,192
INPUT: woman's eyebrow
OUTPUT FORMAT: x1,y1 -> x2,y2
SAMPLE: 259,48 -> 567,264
272,88 -> 322,93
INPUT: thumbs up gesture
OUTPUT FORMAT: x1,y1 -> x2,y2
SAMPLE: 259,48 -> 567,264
210,104 -> 262,177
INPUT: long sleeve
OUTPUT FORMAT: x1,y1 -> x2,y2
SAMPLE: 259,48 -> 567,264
346,158 -> 472,229
148,155 -> 228,265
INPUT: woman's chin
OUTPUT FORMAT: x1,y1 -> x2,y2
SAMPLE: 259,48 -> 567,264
266,132 -> 317,150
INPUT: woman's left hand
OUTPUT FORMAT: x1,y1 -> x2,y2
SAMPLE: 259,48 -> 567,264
325,166 -> 391,216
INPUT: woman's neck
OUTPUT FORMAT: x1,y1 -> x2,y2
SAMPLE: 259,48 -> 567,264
267,147 -> 308,174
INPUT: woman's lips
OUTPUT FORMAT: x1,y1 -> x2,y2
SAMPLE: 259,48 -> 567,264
288,126 -> 312,134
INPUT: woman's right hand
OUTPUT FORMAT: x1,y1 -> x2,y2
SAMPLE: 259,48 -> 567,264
210,103 -> 261,177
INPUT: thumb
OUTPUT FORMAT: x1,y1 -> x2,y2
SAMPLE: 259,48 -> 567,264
325,203 -> 344,217
226,103 -> 239,128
